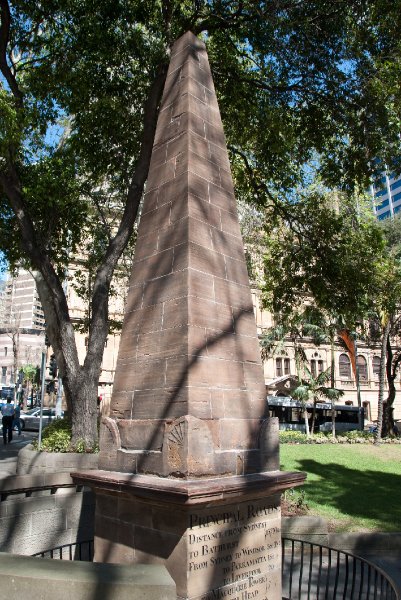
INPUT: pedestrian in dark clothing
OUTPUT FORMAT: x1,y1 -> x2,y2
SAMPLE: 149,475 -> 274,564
1,398 -> 14,444
13,402 -> 21,435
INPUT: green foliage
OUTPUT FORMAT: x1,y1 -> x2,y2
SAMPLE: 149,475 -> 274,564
282,488 -> 309,514
279,430 -> 314,444
338,429 -> 375,442
278,429 -> 395,444
22,364 -> 36,383
31,418 -> 72,453
262,190 -> 386,329
2,1 -> 401,275
31,418 -> 99,453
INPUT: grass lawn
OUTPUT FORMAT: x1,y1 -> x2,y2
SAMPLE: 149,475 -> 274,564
280,444 -> 401,532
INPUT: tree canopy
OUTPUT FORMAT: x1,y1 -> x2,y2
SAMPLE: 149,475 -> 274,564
261,189 -> 386,328
2,0 -> 401,447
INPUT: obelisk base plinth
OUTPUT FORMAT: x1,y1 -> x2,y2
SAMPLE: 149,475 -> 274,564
72,470 -> 305,600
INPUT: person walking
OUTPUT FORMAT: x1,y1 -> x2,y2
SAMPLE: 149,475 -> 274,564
1,398 -> 14,444
13,401 -> 21,436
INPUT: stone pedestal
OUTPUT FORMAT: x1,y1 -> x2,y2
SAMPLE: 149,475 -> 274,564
72,470 -> 304,600
72,30 -> 306,600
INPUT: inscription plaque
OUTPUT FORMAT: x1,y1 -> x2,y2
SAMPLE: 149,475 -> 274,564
183,497 -> 281,600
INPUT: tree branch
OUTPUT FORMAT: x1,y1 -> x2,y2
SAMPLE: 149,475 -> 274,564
228,144 -> 304,235
86,60 -> 169,367
0,164 -> 71,324
0,0 -> 23,107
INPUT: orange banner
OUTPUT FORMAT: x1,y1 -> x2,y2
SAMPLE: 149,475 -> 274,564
338,329 -> 357,379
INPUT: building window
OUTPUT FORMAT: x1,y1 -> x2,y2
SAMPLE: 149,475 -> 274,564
310,359 -> 316,378
275,358 -> 283,377
339,354 -> 351,379
378,211 -> 391,220
363,401 -> 371,421
1,367 -> 6,384
318,360 -> 324,374
4,347 -> 7,357
372,356 -> 381,379
284,358 -> 290,376
357,355 -> 368,382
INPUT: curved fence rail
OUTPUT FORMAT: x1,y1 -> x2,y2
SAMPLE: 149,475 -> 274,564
282,537 -> 399,600
32,537 -> 399,600
32,539 -> 94,562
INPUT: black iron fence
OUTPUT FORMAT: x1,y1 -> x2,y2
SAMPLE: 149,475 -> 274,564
32,539 -> 94,561
32,537 -> 399,599
282,537 -> 399,600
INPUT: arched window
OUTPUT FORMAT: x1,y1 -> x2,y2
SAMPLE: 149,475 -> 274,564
357,355 -> 368,382
339,354 -> 351,379
372,356 -> 381,379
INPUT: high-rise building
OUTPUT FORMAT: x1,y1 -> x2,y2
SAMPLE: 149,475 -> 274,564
0,269 -> 46,330
0,270 -> 45,387
370,171 -> 401,220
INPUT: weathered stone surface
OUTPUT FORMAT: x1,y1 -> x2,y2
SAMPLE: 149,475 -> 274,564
98,30 -> 272,479
89,477 -> 286,600
0,554 -> 176,600
74,30 -> 307,600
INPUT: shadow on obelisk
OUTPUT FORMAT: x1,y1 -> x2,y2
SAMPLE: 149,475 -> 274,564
73,30 -> 305,600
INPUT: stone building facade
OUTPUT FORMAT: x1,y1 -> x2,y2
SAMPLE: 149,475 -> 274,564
253,292 -> 401,424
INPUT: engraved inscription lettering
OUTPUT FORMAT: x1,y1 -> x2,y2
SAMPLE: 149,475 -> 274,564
188,501 -> 281,600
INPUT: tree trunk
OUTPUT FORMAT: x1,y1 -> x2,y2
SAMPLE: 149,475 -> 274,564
384,335 -> 397,437
311,399 -> 317,435
64,369 -> 99,448
375,319 -> 391,445
303,406 -> 310,438
330,340 -> 336,439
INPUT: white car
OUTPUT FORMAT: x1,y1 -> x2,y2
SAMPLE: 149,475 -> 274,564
19,408 -> 63,431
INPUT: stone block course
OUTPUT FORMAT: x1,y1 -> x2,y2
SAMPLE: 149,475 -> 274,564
141,271 -> 187,307
135,201 -> 172,238
213,277 -> 253,309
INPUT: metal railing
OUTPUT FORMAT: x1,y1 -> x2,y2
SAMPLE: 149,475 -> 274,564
282,537 -> 399,599
32,537 -> 399,599
32,539 -> 94,562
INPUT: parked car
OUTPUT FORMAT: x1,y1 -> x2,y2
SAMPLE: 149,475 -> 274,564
19,408 -> 63,431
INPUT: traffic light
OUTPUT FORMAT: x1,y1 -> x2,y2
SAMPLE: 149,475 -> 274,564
49,354 -> 57,378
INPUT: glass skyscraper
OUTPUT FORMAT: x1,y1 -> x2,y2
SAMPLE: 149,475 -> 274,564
371,171 -> 401,220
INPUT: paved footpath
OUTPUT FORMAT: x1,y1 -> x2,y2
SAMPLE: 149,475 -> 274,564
0,431 -> 37,477
330,533 -> 401,596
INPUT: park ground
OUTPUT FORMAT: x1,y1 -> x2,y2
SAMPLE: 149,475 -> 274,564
281,443 -> 401,532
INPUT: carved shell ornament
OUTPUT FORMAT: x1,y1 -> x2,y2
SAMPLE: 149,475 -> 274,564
168,420 -> 185,449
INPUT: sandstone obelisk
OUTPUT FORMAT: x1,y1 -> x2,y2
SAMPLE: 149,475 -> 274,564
73,31 -> 304,600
